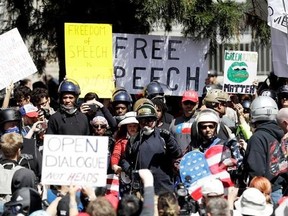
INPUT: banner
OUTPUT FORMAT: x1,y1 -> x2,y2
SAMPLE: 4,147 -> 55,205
268,0 -> 288,33
42,135 -> 108,186
223,50 -> 258,94
114,33 -> 209,96
0,28 -> 37,90
271,28 -> 288,78
65,23 -> 114,98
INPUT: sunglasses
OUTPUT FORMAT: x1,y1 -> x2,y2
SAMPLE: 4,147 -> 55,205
199,124 -> 215,130
93,124 -> 107,129
183,101 -> 196,106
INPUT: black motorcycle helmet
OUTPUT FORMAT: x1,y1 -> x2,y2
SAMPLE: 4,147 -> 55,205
3,187 -> 42,216
0,108 -> 22,126
143,81 -> 164,100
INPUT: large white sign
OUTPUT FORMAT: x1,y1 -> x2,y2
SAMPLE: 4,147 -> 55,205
223,50 -> 258,94
268,0 -> 288,33
113,33 -> 209,96
42,135 -> 108,186
0,28 -> 37,90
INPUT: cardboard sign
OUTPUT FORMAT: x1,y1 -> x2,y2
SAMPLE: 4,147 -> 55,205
65,23 -> 114,98
223,50 -> 258,94
114,33 -> 209,96
42,135 -> 108,186
0,28 -> 37,90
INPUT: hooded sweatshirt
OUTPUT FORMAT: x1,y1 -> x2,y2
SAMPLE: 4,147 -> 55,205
244,120 -> 286,191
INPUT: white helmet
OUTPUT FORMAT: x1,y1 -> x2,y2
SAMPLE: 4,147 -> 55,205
195,108 -> 220,134
250,96 -> 278,123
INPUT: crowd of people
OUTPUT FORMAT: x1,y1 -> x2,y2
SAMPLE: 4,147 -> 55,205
0,71 -> 288,216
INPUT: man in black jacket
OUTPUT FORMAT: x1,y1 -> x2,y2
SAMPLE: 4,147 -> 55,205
122,100 -> 182,195
46,79 -> 90,135
244,96 -> 285,205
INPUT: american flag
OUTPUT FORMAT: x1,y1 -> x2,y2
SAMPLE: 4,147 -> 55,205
106,173 -> 120,196
179,145 -> 234,201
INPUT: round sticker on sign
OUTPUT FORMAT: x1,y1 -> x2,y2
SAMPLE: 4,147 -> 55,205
227,62 -> 249,83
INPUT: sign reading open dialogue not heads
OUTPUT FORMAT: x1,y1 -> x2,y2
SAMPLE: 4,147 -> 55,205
42,135 -> 108,186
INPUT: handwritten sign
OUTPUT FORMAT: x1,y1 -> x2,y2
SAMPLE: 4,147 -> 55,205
114,33 -> 209,96
0,28 -> 37,90
42,135 -> 108,186
65,23 -> 114,98
223,50 -> 258,94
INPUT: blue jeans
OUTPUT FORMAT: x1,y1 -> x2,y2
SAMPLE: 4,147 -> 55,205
271,188 -> 283,205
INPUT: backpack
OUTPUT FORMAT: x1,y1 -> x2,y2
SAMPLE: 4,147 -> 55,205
0,163 -> 23,200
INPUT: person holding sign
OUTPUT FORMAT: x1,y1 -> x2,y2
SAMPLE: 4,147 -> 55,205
46,79 -> 89,135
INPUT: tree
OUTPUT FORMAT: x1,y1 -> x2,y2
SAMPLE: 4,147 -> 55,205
2,0 -> 269,81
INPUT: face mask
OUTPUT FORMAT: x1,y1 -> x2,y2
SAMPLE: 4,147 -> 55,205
142,126 -> 154,136
4,126 -> 20,134
60,104 -> 77,115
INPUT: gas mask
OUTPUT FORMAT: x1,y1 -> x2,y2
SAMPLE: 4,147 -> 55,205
142,126 -> 154,136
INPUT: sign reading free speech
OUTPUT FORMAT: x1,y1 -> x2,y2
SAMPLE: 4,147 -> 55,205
113,33 -> 209,96
42,135 -> 108,186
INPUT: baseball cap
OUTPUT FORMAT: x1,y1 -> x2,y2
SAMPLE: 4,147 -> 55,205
19,104 -> 39,118
202,178 -> 224,197
234,188 -> 273,216
182,90 -> 199,103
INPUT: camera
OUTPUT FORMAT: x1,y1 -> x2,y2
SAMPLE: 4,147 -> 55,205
131,170 -> 142,192
88,104 -> 99,113
175,183 -> 199,216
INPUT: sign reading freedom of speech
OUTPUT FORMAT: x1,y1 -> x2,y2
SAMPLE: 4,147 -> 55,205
0,28 -> 37,90
223,50 -> 258,94
42,135 -> 108,186
113,33 -> 209,96
65,23 -> 114,98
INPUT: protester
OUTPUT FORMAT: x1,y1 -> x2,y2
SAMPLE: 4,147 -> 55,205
121,101 -> 182,195
157,192 -> 179,216
244,96 -> 285,205
143,81 -> 174,124
206,197 -> 230,216
31,87 -> 56,118
80,92 -> 117,133
111,111 -> 139,174
46,79 -> 90,135
14,85 -> 32,107
111,88 -> 132,124
170,90 -> 199,153
152,97 -> 171,130
233,188 -> 273,216
0,133 -> 36,213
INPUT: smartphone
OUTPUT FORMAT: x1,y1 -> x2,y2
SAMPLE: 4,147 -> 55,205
88,104 -> 98,112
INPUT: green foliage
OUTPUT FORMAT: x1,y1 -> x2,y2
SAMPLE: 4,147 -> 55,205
1,0 -> 270,77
